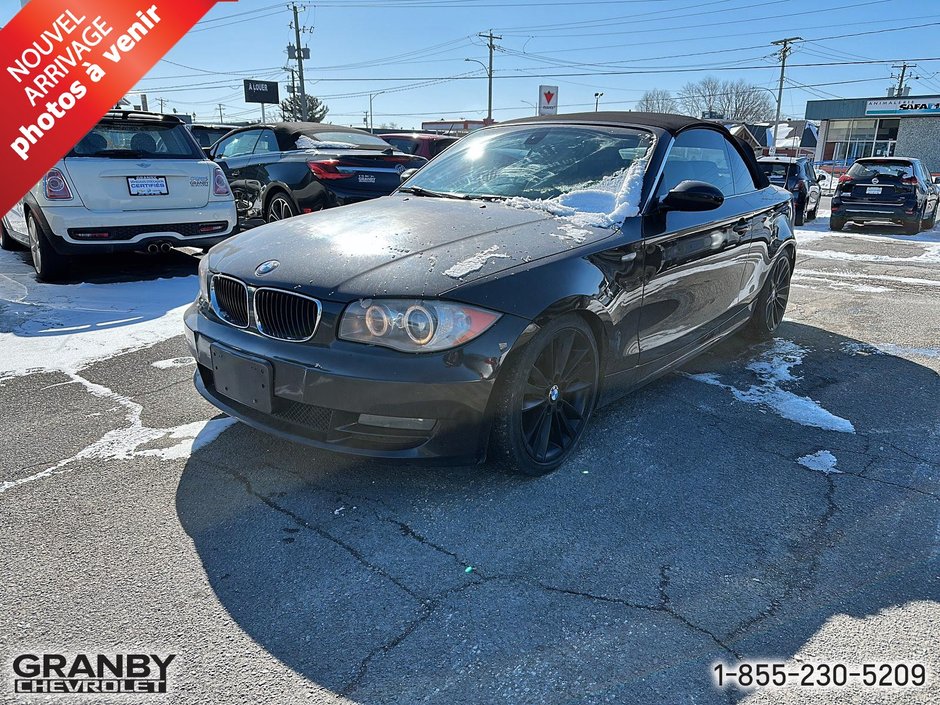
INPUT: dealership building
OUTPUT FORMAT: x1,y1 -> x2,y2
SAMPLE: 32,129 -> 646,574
804,94 -> 940,174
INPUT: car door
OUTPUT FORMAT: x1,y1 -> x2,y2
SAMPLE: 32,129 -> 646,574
212,130 -> 262,219
240,128 -> 281,220
636,127 -> 759,372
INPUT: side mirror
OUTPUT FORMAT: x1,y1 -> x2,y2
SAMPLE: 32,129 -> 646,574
933,176 -> 940,185
203,147 -> 214,159
400,168 -> 419,184
660,180 -> 724,212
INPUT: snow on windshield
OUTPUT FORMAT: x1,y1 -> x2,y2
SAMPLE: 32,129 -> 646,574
504,157 -> 649,229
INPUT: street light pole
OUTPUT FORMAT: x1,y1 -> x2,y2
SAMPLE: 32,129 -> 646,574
594,92 -> 604,111
465,57 -> 491,122
368,91 -> 386,133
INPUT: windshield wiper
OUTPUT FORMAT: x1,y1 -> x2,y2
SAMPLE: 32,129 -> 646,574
399,186 -> 453,199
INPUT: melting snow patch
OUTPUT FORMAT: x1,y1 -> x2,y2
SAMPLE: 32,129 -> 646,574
152,356 -> 196,369
797,450 -> 842,475
686,340 -> 855,433
0,374 -> 236,494
841,341 -> 940,360
551,223 -> 592,245
504,159 -> 647,229
443,245 -> 511,278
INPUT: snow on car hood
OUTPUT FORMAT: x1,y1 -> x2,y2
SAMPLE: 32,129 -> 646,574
502,159 -> 648,228
208,195 -> 618,301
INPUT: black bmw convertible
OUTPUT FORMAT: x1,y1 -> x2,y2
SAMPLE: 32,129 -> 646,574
185,112 -> 794,475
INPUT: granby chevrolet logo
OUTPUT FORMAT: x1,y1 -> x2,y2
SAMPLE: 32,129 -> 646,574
12,652 -> 176,694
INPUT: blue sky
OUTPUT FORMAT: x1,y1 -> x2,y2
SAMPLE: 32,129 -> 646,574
3,0 -> 939,128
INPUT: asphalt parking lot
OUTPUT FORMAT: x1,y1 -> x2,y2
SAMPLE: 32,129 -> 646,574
1,200 -> 938,704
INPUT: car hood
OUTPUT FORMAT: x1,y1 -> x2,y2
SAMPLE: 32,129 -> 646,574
208,195 -> 617,301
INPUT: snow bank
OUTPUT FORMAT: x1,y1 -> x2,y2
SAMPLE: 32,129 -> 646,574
504,159 -> 648,229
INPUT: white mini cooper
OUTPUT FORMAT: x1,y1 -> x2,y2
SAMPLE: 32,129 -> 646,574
1,111 -> 237,281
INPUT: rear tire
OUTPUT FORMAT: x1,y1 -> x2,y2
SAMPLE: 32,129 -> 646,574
829,217 -> 845,231
265,193 -> 297,223
0,220 -> 25,251
922,205 -> 937,230
490,314 -> 600,476
28,213 -> 69,282
745,255 -> 792,340
794,200 -> 806,226
903,215 -> 921,236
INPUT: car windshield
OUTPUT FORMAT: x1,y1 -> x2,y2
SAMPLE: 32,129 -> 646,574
402,125 -> 654,204
847,161 -> 914,180
295,131 -> 392,149
69,121 -> 203,159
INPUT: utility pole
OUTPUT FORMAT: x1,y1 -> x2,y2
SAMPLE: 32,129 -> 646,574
290,3 -> 310,121
479,30 -> 501,125
158,97 -> 166,113
217,104 -> 224,123
892,62 -> 917,97
770,36 -> 801,156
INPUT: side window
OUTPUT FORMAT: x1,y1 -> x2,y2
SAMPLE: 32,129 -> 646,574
725,139 -> 758,194
657,129 -> 736,198
253,129 -> 280,155
430,139 -> 457,157
216,130 -> 261,159
804,161 -> 817,183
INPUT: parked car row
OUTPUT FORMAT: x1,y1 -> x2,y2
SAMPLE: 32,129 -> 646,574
1,114 -> 441,281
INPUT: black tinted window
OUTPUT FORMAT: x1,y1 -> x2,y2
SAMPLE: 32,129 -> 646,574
385,137 -> 420,154
658,129 -> 735,197
726,141 -> 757,194
430,138 -> 457,157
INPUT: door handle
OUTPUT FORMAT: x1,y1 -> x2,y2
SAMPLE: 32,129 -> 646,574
731,220 -> 749,235
620,252 -> 637,263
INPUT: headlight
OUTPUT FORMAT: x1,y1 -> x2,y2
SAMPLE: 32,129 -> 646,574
198,255 -> 210,303
338,299 -> 501,352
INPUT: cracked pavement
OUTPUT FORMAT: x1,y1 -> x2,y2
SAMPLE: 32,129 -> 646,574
1,206 -> 938,704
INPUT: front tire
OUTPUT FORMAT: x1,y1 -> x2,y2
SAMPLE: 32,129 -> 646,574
490,315 -> 600,476
794,200 -> 806,226
922,205 -> 937,230
28,213 -> 68,282
265,193 -> 297,223
745,255 -> 792,339
829,217 -> 845,231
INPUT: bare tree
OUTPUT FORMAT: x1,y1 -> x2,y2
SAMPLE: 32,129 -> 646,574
678,76 -> 774,121
637,88 -> 677,113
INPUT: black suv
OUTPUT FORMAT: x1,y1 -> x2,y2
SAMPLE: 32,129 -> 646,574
757,156 -> 824,226
831,157 -> 939,234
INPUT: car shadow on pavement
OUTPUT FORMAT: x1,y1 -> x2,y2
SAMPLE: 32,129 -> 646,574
0,248 -> 199,339
175,322 -> 939,704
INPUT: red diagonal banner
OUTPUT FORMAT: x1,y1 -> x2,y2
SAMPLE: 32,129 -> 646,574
0,0 -> 235,217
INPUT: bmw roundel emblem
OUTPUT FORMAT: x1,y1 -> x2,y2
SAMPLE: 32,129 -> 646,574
255,260 -> 280,276
395,164 -> 406,175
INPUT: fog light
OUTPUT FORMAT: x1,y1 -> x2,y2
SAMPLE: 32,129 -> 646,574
357,414 -> 435,431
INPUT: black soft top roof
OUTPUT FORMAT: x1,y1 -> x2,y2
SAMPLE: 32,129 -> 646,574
504,111 -> 709,135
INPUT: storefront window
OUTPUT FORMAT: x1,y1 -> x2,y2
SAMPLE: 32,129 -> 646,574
823,118 -> 897,165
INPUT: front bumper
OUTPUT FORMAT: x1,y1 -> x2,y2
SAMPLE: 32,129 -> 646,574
40,201 -> 238,254
184,302 -> 531,462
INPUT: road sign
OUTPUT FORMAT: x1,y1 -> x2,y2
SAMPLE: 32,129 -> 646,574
244,80 -> 280,105
539,85 -> 558,116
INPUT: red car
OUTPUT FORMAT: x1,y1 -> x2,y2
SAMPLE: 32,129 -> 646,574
379,133 -> 458,160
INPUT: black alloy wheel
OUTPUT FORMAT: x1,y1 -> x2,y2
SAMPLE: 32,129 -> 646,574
491,315 -> 600,476
266,194 -> 297,223
745,255 -> 792,339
